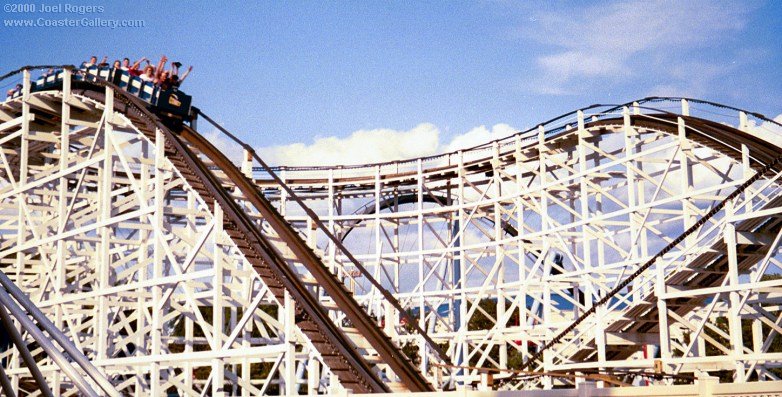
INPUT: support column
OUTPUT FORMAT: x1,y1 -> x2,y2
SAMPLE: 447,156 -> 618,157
242,149 -> 253,178
514,135 -> 530,364
185,192 -> 196,393
241,270 -> 253,397
11,69 -> 31,392
454,150 -> 466,387
538,125 -> 552,389
656,257 -> 671,371
283,291 -> 297,395
623,108 -> 640,264
492,141 -> 508,368
307,353 -> 320,394
578,111 -> 603,371
327,170 -> 335,277
724,202 -> 746,381
97,86 -> 114,363
53,66 -> 72,393
678,117 -> 695,251
136,137 -> 150,393
374,166 -> 383,324
150,128 -> 165,396
416,159 -> 428,374
212,205 -> 226,396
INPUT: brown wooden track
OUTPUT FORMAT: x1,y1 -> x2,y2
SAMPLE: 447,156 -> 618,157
51,80 -> 433,393
11,73 -> 782,387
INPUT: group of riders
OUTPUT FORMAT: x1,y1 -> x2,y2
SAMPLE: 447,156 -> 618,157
6,55 -> 193,99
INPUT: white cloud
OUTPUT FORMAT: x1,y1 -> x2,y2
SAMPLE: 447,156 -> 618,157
445,124 -> 517,152
537,51 -> 626,79
257,123 -> 441,166
529,1 -> 746,53
521,0 -> 754,95
253,123 -> 519,166
746,113 -> 782,148
198,113 -> 782,172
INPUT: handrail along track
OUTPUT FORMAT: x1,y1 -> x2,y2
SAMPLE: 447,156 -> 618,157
177,124 -> 436,392
514,113 -> 782,373
1,66 -> 434,393
98,82 -> 430,392
3,65 -> 782,391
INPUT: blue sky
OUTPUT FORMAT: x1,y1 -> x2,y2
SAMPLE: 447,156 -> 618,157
2,0 -> 780,165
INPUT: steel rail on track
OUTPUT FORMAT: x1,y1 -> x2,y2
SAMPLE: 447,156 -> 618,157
255,97 -> 777,175
0,303 -> 53,396
3,65 -> 782,391
100,90 -> 398,392
0,65 -> 441,393
512,115 -> 782,374
194,109 -> 453,364
60,75 -> 433,392
237,105 -> 782,383
177,124 -> 437,392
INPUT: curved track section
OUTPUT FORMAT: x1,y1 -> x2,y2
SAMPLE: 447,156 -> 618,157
248,100 -> 782,388
175,125 -> 434,393
0,64 -> 781,394
0,69 -> 431,395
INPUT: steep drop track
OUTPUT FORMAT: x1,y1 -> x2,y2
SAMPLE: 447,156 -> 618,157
6,65 -> 782,391
74,80 -> 433,393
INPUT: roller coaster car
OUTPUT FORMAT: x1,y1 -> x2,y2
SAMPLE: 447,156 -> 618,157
108,70 -> 192,128
25,67 -> 194,130
153,88 -> 192,130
